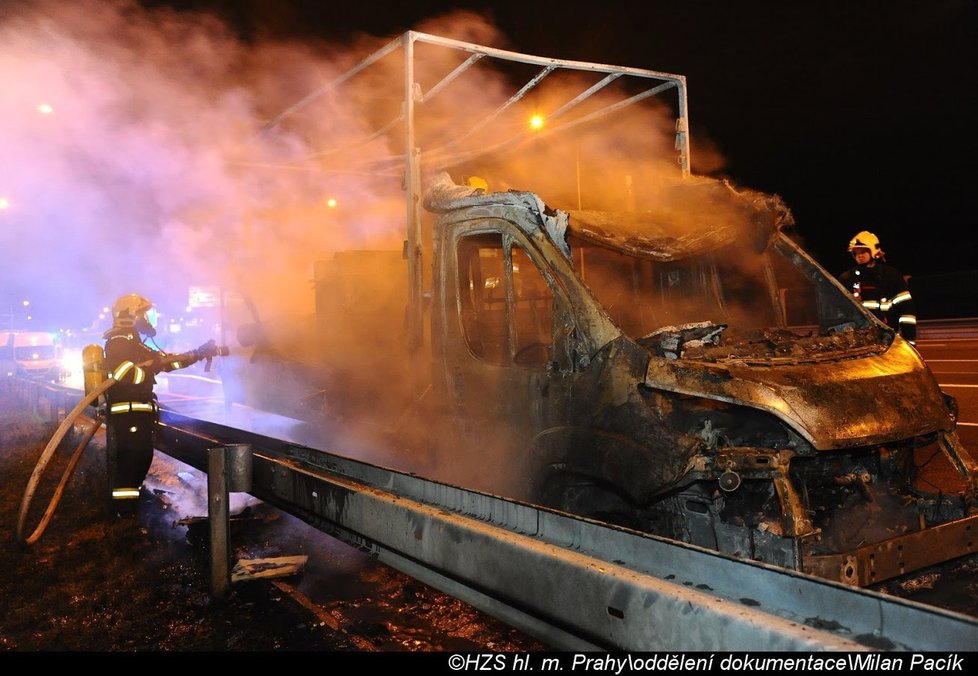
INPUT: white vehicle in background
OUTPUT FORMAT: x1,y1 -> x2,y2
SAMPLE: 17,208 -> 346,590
0,330 -> 65,381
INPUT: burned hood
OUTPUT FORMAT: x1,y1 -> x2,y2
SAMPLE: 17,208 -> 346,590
644,338 -> 952,450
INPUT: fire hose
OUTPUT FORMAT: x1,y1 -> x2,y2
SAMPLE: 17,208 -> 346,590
16,344 -> 228,545
16,378 -> 114,545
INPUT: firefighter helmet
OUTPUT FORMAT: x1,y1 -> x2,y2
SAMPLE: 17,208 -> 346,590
848,230 -> 884,260
111,293 -> 157,336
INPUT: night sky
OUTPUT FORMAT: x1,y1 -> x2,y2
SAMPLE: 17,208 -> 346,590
152,0 -> 977,278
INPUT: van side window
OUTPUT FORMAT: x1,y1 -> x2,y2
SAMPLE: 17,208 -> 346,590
457,232 -> 553,367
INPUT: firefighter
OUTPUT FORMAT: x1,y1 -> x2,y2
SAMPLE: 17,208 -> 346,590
102,293 -> 222,516
838,231 -> 917,345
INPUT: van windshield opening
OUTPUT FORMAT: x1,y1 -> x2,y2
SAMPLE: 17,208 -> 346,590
570,233 -> 884,361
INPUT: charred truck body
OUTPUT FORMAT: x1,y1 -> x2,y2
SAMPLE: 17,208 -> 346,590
233,32 -> 978,587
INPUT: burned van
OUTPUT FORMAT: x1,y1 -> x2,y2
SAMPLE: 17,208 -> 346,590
422,173 -> 977,586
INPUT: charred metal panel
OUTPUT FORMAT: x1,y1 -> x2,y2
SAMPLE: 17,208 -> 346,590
645,339 -> 953,450
531,337 -> 702,503
805,514 -> 978,586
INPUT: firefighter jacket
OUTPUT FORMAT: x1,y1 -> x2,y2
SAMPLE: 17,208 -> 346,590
839,262 -> 917,344
102,330 -> 200,412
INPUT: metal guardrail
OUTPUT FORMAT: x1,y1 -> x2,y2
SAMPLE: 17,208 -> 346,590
7,376 -> 978,651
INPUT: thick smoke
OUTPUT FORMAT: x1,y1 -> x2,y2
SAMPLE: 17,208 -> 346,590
0,0 -> 401,330
1,1 -> 766,493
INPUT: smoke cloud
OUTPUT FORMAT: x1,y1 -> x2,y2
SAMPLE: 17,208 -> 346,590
1,0 -> 396,329
0,0 -> 720,326
1,1 -> 761,493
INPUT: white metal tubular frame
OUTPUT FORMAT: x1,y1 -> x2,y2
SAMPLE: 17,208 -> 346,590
257,30 -> 691,349
399,32 -> 690,348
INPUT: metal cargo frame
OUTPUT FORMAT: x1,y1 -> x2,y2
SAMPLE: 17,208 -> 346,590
260,30 -> 690,348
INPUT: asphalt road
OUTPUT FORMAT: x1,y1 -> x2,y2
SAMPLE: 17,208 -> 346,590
915,333 -> 978,451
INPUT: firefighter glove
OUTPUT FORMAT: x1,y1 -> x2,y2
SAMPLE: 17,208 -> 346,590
193,340 -> 229,360
194,340 -> 219,360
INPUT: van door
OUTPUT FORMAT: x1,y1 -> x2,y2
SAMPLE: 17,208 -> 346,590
438,223 -> 571,495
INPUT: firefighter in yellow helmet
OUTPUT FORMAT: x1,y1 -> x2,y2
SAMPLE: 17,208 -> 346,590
838,231 -> 917,345
102,294 -> 223,516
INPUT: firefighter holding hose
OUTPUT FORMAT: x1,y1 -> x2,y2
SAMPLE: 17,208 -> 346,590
102,293 -> 226,516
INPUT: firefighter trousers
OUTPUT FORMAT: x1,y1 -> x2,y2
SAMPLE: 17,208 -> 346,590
105,410 -> 157,512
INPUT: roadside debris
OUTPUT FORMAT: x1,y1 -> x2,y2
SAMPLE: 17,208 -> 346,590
232,555 -> 309,582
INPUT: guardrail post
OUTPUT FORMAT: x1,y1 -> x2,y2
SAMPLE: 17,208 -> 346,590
48,387 -> 61,425
207,444 -> 253,599
28,381 -> 38,418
